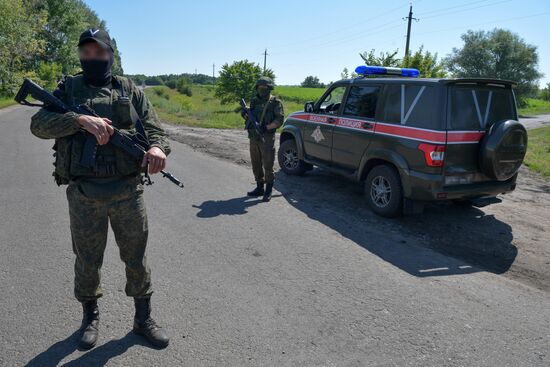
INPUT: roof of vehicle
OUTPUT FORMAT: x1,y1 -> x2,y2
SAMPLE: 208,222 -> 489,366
336,77 -> 516,86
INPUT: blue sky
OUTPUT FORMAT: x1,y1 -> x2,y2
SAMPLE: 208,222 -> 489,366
85,0 -> 550,86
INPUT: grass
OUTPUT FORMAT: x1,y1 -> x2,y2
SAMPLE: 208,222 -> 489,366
524,126 -> 550,180
274,85 -> 325,104
145,85 -> 325,129
518,98 -> 550,116
0,96 -> 16,109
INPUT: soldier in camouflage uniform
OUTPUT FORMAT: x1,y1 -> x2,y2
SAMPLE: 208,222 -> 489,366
245,77 -> 284,202
30,29 -> 170,349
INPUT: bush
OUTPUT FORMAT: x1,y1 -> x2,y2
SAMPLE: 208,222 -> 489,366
176,77 -> 193,97
301,76 -> 324,88
144,76 -> 164,86
540,83 -> 550,102
177,84 -> 192,97
153,87 -> 169,99
215,60 -> 275,104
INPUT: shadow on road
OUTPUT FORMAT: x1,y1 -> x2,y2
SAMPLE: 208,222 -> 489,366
273,169 -> 517,278
193,195 -> 280,217
24,330 -> 80,367
25,331 -> 151,367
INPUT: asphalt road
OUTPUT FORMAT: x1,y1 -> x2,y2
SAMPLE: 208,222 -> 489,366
1,105 -> 549,367
519,113 -> 550,129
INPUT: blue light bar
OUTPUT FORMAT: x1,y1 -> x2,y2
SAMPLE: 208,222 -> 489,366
355,65 -> 420,78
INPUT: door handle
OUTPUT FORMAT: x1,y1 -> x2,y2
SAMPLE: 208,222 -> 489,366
363,122 -> 373,130
327,117 -> 337,124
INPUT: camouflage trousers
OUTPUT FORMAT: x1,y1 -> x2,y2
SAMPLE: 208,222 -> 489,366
66,179 -> 152,302
249,133 -> 276,184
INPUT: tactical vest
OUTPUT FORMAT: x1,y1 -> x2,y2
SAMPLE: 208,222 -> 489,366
248,95 -> 279,139
53,75 -> 141,185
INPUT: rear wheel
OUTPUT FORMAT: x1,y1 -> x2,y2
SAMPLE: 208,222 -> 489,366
278,139 -> 309,175
365,165 -> 403,217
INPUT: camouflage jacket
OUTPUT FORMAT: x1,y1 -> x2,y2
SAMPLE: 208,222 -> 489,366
248,94 -> 284,139
30,75 -> 170,184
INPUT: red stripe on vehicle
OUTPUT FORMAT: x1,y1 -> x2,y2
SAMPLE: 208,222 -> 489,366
374,123 -> 446,143
447,131 -> 485,144
288,113 -> 485,144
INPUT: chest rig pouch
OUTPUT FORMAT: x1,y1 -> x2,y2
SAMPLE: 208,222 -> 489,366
111,81 -> 134,129
59,75 -> 141,179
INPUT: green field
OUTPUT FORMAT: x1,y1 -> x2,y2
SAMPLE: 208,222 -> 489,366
524,126 -> 550,179
518,98 -> 550,116
0,97 -> 16,109
145,85 -> 324,129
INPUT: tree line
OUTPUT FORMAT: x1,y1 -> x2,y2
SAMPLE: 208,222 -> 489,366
126,73 -> 216,87
0,0 -> 122,96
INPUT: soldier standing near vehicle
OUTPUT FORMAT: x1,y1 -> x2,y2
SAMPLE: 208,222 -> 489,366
30,29 -> 170,349
244,77 -> 284,202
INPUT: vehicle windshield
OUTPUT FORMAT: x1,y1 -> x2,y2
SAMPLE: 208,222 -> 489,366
318,86 -> 346,114
448,85 -> 517,131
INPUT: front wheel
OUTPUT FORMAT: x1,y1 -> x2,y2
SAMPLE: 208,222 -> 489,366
365,165 -> 403,217
278,139 -> 308,175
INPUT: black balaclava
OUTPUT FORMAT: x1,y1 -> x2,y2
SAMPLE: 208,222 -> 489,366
257,87 -> 270,99
80,53 -> 114,87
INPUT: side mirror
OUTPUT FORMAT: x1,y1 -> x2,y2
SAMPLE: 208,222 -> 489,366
304,101 -> 314,113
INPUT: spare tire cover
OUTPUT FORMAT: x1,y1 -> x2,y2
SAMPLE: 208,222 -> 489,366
479,120 -> 527,181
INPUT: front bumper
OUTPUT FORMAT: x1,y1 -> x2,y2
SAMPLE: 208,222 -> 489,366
402,169 -> 518,201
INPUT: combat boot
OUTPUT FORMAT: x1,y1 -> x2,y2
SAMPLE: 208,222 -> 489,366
79,300 -> 99,350
262,183 -> 273,202
247,182 -> 264,197
133,297 -> 170,348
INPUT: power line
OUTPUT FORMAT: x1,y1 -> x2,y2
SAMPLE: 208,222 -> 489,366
267,0 -> 410,51
419,0 -> 513,20
415,0 -> 494,17
273,7 -> 546,73
272,18 -> 404,57
269,0 -> 511,54
335,9 -> 550,57
415,10 -> 550,36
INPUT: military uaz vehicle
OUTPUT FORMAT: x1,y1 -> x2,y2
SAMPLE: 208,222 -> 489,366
278,66 -> 527,217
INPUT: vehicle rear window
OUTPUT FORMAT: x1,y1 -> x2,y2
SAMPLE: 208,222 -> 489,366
342,86 -> 380,118
448,86 -> 516,130
380,84 -> 438,129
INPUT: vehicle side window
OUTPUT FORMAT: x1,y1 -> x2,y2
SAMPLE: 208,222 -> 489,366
380,84 -> 437,129
380,85 -> 401,123
342,86 -> 380,119
318,86 -> 346,115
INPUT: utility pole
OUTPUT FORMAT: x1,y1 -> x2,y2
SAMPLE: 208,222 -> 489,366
212,63 -> 215,84
403,4 -> 419,62
263,49 -> 268,74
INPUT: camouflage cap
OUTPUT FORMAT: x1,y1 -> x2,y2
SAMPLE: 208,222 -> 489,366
255,76 -> 274,90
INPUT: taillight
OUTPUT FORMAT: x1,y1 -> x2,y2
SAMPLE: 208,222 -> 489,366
418,143 -> 445,167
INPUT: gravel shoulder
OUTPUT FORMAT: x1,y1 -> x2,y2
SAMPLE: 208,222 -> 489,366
165,123 -> 550,292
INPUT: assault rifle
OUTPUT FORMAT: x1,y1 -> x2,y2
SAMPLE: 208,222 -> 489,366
15,78 -> 184,188
240,98 -> 265,142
